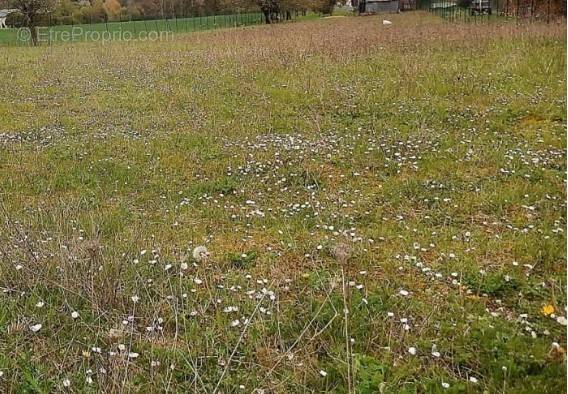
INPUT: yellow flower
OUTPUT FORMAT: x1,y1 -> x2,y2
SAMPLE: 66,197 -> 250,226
541,304 -> 555,316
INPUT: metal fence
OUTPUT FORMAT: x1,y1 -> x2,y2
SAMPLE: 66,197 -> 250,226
417,0 -> 566,23
0,10 -> 299,47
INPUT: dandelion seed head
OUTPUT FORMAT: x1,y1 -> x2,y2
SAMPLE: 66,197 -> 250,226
192,246 -> 209,262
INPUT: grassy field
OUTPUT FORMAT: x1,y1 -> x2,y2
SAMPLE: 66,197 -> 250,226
0,12 -> 265,46
0,13 -> 566,392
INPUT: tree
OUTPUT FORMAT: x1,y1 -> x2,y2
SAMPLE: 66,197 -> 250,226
52,0 -> 79,24
135,0 -> 161,17
103,0 -> 122,20
10,0 -> 53,45
222,0 -> 309,24
256,0 -> 279,23
320,0 -> 334,14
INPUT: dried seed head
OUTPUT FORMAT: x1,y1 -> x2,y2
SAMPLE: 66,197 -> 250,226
192,246 -> 210,262
331,242 -> 351,264
84,239 -> 101,259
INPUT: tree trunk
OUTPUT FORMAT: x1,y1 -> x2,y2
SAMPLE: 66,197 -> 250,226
325,0 -> 335,15
30,25 -> 38,46
23,14 -> 39,46
262,9 -> 271,23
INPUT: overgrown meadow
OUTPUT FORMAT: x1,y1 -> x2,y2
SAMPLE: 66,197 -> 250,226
0,13 -> 566,392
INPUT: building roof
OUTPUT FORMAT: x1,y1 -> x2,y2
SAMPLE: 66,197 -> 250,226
0,9 -> 19,18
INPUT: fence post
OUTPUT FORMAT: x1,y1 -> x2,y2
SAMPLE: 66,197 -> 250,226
547,0 -> 551,23
48,12 -> 52,46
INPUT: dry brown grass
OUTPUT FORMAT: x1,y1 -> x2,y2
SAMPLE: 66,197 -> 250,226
0,11 -> 565,393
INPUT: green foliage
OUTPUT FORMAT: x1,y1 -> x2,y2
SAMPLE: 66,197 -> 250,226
227,250 -> 258,268
354,355 -> 388,393
0,13 -> 565,393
